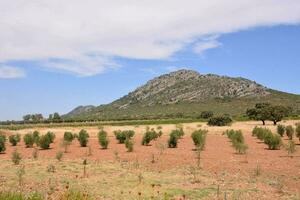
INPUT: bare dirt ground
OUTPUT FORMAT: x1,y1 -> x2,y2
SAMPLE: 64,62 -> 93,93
0,120 -> 300,199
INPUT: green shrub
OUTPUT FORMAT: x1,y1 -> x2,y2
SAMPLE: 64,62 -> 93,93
125,138 -> 134,152
38,134 -> 51,149
168,132 -> 179,148
141,129 -> 159,146
252,127 -> 272,141
296,123 -> 300,141
45,131 -> 55,143
9,134 -> 21,146
208,115 -> 232,126
11,150 -> 22,165
23,133 -> 35,148
170,128 -> 185,139
224,129 -> 248,154
98,129 -> 109,149
64,131 -> 74,142
277,125 -> 285,137
264,132 -> 282,150
191,129 -> 208,150
285,140 -> 296,157
286,125 -> 294,140
32,131 -> 40,144
114,130 -> 135,144
0,134 -> 6,153
78,129 -> 89,147
199,111 -> 214,119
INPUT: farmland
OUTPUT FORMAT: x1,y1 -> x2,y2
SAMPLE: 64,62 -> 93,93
0,120 -> 300,199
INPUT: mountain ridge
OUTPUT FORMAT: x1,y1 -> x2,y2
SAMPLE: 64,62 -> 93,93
65,69 -> 300,120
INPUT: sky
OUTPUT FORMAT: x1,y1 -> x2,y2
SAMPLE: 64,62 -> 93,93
0,1 -> 300,121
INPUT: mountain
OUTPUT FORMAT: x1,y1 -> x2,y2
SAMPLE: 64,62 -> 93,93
65,69 -> 300,120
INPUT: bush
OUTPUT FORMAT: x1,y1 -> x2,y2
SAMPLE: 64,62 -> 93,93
277,125 -> 285,137
252,127 -> 271,141
38,134 -> 52,149
11,150 -> 22,165
32,130 -> 40,144
296,123 -> 300,141
199,111 -> 214,119
224,129 -> 248,154
23,133 -> 35,148
9,134 -> 20,146
0,191 -> 43,200
170,128 -> 185,139
98,129 -> 109,149
64,132 -> 74,142
285,125 -> 294,140
45,131 -> 55,143
168,132 -> 179,148
78,129 -> 89,147
208,115 -> 232,126
0,134 -> 6,153
114,130 -> 135,144
125,138 -> 134,152
191,129 -> 208,150
141,129 -> 159,146
264,132 -> 282,150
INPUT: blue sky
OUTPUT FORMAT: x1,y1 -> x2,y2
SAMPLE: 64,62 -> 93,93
1,1 -> 300,120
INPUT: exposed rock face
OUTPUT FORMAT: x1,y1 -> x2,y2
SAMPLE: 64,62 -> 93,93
113,69 -> 270,107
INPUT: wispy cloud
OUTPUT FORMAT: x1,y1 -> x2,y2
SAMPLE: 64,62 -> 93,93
194,36 -> 222,55
1,0 -> 300,76
0,65 -> 25,79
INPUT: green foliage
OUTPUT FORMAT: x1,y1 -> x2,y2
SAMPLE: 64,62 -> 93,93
11,150 -> 22,165
208,115 -> 232,126
141,128 -> 159,146
224,130 -> 248,154
45,131 -> 55,143
9,134 -> 21,146
114,130 -> 135,144
191,129 -> 208,150
23,133 -> 35,148
78,129 -> 89,147
285,125 -> 294,140
170,128 -> 185,139
63,131 -> 74,142
252,126 -> 272,141
246,103 -> 291,125
98,129 -> 109,149
32,131 -> 40,144
0,134 -> 6,153
168,131 -> 179,148
125,138 -> 134,152
285,140 -> 296,157
296,123 -> 300,141
0,192 -> 43,200
263,132 -> 282,150
38,134 -> 51,149
277,125 -> 285,137
199,111 -> 214,119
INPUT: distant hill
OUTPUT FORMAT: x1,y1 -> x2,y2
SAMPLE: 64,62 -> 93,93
65,69 -> 300,120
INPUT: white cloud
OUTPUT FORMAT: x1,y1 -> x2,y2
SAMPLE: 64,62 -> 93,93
0,65 -> 25,79
0,0 -> 300,76
194,37 -> 222,55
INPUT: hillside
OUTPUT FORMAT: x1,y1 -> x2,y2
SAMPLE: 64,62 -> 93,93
65,70 -> 300,120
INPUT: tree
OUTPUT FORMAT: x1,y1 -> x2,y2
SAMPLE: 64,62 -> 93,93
246,103 -> 290,125
246,103 -> 271,125
23,114 -> 31,122
52,112 -> 61,122
269,105 -> 290,125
